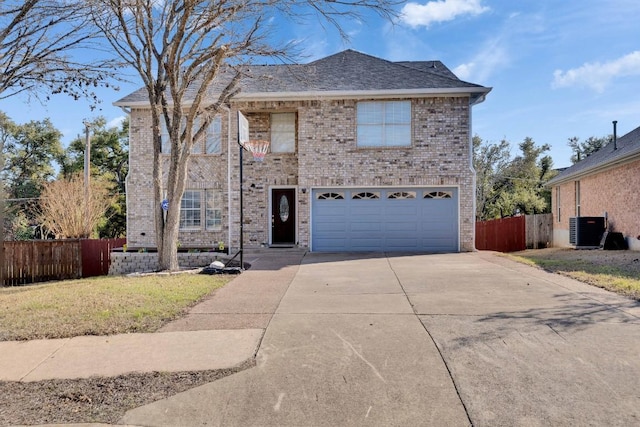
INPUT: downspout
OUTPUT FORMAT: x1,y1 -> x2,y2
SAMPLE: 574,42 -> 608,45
118,106 -> 132,246
469,98 -> 475,252
222,105 -> 232,252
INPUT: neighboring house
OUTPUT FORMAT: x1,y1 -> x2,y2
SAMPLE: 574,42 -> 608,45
547,124 -> 640,250
114,50 -> 491,253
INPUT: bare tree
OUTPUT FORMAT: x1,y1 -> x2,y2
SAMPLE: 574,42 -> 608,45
89,0 -> 398,270
37,173 -> 115,239
0,0 -> 120,103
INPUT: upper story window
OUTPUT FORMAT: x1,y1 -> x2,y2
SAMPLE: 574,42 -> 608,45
271,112 -> 296,153
357,101 -> 411,147
161,115 -> 222,155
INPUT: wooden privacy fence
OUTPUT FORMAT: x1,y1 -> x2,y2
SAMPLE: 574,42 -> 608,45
1,238 -> 126,286
525,214 -> 553,250
80,238 -> 127,278
476,214 -> 552,253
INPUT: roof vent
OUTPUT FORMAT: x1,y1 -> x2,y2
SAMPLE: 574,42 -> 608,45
613,120 -> 618,150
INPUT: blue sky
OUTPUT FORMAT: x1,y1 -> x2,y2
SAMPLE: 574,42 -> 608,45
2,0 -> 640,168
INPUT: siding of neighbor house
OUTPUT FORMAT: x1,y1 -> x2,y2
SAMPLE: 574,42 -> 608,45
551,158 -> 640,250
125,96 -> 476,251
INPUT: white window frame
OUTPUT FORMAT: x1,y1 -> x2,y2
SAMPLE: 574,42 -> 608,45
160,120 -> 171,154
357,101 -> 411,148
270,112 -> 296,153
161,115 -> 222,155
205,189 -> 223,231
179,190 -> 202,230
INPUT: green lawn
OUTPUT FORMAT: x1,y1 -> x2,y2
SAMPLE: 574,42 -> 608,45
0,274 -> 230,341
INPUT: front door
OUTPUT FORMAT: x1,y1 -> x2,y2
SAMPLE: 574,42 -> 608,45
271,188 -> 296,245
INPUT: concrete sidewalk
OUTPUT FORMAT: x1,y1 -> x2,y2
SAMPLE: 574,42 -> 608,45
0,250 -> 305,383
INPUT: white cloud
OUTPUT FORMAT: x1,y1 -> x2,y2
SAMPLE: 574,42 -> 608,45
107,115 -> 126,129
552,51 -> 640,92
453,39 -> 508,83
400,0 -> 489,28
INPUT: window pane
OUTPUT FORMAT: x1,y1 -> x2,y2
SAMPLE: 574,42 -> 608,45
191,117 -> 202,154
271,113 -> 295,153
385,101 -> 410,124
180,190 -> 201,229
205,189 -> 222,231
357,101 -> 410,147
358,125 -> 384,147
357,102 -> 383,124
161,120 -> 170,153
205,116 -> 222,154
385,125 -> 411,146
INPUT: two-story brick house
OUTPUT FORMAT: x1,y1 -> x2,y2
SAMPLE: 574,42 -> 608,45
114,50 -> 491,253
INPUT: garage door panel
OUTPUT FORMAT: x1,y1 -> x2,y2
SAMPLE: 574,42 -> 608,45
350,222 -> 383,232
386,222 -> 418,232
351,239 -> 384,251
314,221 -> 347,233
312,187 -> 458,252
386,238 -> 419,249
314,237 -> 347,248
386,206 -> 419,215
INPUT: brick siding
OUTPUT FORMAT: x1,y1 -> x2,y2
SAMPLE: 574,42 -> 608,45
551,158 -> 640,248
126,96 -> 476,251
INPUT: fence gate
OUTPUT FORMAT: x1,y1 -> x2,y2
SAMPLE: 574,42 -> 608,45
475,216 -> 526,252
81,238 -> 127,277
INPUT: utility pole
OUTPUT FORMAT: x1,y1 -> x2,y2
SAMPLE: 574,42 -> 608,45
83,121 -> 91,237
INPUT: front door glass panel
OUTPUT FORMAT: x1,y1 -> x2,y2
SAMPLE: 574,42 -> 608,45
279,195 -> 290,222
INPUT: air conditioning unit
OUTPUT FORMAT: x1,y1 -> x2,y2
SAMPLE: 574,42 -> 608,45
569,217 -> 605,248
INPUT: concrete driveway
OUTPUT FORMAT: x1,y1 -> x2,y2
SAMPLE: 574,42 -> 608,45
123,251 -> 640,426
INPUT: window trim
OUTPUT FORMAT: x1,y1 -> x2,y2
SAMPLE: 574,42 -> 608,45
356,100 -> 411,148
205,189 -> 223,231
352,191 -> 380,200
161,115 -> 223,155
387,191 -> 416,200
179,190 -> 202,230
178,189 -> 224,231
424,191 -> 452,199
316,192 -> 345,200
270,112 -> 296,153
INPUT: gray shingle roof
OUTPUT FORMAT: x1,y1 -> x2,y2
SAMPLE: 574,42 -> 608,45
115,49 -> 490,106
547,124 -> 640,186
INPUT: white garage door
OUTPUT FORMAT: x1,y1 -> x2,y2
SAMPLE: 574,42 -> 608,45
311,187 -> 459,252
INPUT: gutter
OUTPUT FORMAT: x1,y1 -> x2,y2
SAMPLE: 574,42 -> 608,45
546,147 -> 640,187
114,87 -> 492,107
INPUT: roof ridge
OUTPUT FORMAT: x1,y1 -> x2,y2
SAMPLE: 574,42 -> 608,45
547,124 -> 640,185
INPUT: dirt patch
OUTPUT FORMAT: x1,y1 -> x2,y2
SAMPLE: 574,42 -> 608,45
509,248 -> 640,299
0,359 -> 254,426
512,248 -> 640,275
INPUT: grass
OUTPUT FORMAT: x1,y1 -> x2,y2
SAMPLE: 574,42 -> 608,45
505,249 -> 640,300
0,273 -> 231,341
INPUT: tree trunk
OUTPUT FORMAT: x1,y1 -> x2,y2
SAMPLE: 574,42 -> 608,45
159,206 -> 179,271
